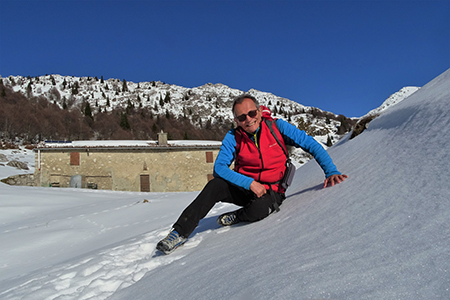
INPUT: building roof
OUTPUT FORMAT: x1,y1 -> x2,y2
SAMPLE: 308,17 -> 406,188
34,140 -> 222,151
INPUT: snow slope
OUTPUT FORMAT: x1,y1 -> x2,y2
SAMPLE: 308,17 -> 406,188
0,69 -> 449,299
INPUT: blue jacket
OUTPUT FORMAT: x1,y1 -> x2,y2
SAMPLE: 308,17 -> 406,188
213,119 -> 341,190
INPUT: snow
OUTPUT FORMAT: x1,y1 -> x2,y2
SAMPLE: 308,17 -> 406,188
364,86 -> 420,117
40,140 -> 222,148
1,68 -> 449,299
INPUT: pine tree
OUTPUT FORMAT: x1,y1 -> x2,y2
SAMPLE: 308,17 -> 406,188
164,92 -> 171,103
120,113 -> 130,130
122,79 -> 128,92
26,81 -> 33,97
326,135 -> 333,147
126,99 -> 134,113
0,79 -> 5,97
84,102 -> 93,119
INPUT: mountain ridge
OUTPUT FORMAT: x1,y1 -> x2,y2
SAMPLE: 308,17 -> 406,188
0,74 -> 418,164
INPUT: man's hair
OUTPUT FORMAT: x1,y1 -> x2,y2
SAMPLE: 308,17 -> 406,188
232,94 -> 259,116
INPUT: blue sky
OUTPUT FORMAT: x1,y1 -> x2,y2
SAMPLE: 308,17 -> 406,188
1,0 -> 448,117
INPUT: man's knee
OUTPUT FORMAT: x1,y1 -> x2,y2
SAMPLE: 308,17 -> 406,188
241,194 -> 276,222
204,177 -> 228,191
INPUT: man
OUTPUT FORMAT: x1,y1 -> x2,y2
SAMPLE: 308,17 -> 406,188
156,94 -> 348,254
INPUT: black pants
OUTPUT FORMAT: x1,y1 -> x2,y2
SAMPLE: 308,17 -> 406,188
173,177 -> 285,238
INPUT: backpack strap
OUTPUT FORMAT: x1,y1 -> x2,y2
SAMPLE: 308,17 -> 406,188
264,119 -> 290,162
263,119 -> 291,212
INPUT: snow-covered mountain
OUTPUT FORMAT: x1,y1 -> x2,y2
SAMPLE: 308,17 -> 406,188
2,74 -> 312,125
0,74 -> 419,165
0,74 -> 346,163
364,86 -> 420,117
0,68 -> 448,299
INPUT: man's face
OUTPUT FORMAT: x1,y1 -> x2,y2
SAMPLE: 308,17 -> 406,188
234,98 -> 262,134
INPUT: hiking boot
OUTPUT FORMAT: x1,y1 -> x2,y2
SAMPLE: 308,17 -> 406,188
156,230 -> 187,255
217,211 -> 240,226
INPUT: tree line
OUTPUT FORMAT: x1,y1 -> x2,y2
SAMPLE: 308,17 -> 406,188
0,81 -> 231,144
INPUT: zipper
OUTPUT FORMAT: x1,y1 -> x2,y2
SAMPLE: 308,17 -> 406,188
253,131 -> 264,182
253,132 -> 259,148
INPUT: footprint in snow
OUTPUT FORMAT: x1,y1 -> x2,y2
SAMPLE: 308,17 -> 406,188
0,227 -> 201,300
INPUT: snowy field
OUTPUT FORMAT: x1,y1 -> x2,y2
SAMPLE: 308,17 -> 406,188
1,69 -> 449,299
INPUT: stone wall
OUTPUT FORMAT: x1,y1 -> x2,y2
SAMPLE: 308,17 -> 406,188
34,147 -> 220,192
1,174 -> 36,187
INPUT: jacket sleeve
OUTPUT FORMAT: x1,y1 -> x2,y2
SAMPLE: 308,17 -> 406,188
275,119 -> 341,178
213,130 -> 255,190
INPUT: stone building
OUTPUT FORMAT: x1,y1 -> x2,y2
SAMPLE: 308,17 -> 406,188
33,133 -> 222,192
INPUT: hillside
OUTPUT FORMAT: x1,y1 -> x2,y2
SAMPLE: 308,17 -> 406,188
3,75 -> 322,124
110,68 -> 450,299
0,68 -> 448,299
0,74 -> 417,164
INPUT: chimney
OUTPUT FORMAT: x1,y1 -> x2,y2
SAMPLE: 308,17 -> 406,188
157,130 -> 168,146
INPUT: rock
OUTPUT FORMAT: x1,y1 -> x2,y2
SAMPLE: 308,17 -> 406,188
6,160 -> 29,170
1,174 -> 35,186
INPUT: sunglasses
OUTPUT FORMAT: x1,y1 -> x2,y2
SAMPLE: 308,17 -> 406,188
235,109 -> 258,122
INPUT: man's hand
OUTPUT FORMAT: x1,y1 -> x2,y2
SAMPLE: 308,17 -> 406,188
250,181 -> 267,198
324,174 -> 348,188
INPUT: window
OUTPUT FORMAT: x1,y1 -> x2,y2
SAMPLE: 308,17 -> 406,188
70,152 -> 80,165
206,151 -> 214,163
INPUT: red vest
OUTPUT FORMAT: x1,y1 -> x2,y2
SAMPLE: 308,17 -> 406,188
234,113 -> 288,193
